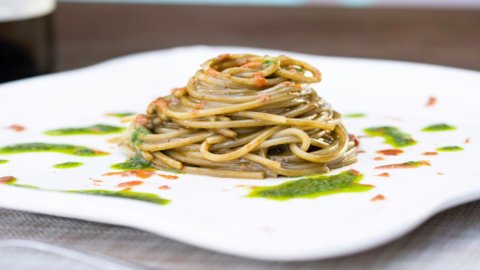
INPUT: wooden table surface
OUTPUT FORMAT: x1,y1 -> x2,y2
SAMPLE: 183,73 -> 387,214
1,3 -> 480,270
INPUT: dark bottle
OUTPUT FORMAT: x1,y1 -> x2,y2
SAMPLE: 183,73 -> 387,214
0,1 -> 55,83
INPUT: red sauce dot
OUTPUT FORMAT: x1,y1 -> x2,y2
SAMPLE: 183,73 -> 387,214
370,194 -> 385,201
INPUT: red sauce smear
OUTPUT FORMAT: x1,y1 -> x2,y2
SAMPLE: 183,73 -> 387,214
103,170 -> 155,179
376,149 -> 403,156
422,152 -> 438,156
158,185 -> 171,190
373,157 -> 385,161
0,176 -> 16,184
117,180 -> 143,188
370,194 -> 386,201
375,160 -> 431,169
8,124 -> 25,132
348,134 -> 360,147
376,172 -> 390,177
426,96 -> 437,107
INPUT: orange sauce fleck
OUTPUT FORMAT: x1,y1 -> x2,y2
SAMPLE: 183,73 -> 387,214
349,169 -> 362,176
157,173 -> 179,180
376,149 -> 403,156
158,185 -> 171,190
422,152 -> 438,156
357,150 -> 366,154
194,101 -> 206,110
370,194 -> 385,201
426,96 -> 437,107
253,72 -> 268,88
373,156 -> 385,161
375,172 -> 390,177
241,61 -> 261,69
8,124 -> 25,132
134,114 -> 149,126
117,180 -> 143,188
348,134 -> 360,147
464,138 -> 470,144
103,170 -> 155,179
0,176 -> 15,184
92,180 -> 103,183
218,53 -> 230,61
257,93 -> 270,103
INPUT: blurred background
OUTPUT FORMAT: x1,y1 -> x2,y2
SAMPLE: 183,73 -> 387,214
0,0 -> 479,81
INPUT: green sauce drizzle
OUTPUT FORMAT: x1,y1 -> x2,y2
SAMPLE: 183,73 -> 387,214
344,113 -> 366,118
0,143 -> 108,157
44,124 -> 125,136
437,146 -> 463,152
111,156 -> 154,170
70,190 -> 170,205
364,126 -> 416,148
105,112 -> 135,118
422,123 -> 456,132
248,170 -> 372,200
130,127 -> 151,146
1,178 -> 39,189
0,160 -> 8,164
53,162 -> 84,169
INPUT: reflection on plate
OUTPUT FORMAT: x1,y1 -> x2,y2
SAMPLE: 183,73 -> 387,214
0,46 -> 479,261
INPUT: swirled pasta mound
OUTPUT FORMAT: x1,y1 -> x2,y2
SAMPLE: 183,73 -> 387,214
119,54 -> 358,179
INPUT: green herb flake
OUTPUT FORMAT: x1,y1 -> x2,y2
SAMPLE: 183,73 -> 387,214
248,170 -> 372,200
437,146 -> 464,152
344,113 -> 366,118
422,123 -> 456,132
111,156 -> 154,170
0,143 -> 108,157
71,190 -> 170,205
105,112 -> 136,118
53,162 -> 84,169
364,126 -> 416,148
44,124 -> 125,136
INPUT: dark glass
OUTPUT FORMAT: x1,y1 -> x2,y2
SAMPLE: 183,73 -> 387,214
0,13 -> 54,83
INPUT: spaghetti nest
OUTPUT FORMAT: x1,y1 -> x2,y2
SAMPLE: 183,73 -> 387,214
120,53 -> 358,179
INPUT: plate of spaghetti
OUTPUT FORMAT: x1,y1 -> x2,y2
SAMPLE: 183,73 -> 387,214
0,46 -> 479,260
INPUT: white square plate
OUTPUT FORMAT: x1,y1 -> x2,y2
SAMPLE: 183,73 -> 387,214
0,46 -> 479,261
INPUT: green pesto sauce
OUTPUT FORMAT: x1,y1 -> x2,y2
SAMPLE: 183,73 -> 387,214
0,160 -> 8,164
130,126 -> 151,146
248,170 -> 372,200
53,162 -> 84,169
44,124 -> 125,136
0,143 -> 108,157
70,190 -> 170,205
364,126 -> 416,148
403,161 -> 430,167
111,156 -> 154,170
105,112 -> 135,118
344,113 -> 366,118
437,146 -> 464,152
422,123 -> 456,132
